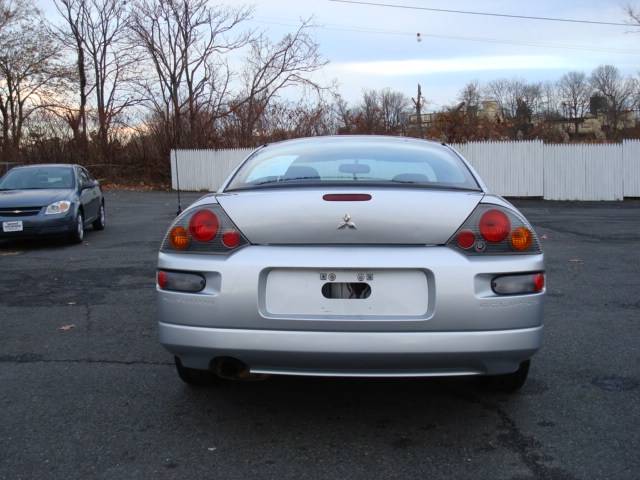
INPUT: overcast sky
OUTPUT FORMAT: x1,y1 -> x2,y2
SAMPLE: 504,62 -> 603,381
41,0 -> 640,110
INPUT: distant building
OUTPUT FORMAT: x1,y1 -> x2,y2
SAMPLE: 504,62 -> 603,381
477,100 -> 503,122
407,95 -> 638,140
408,112 -> 436,128
548,110 -> 637,138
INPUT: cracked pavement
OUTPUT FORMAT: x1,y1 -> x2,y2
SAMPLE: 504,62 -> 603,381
1,191 -> 639,479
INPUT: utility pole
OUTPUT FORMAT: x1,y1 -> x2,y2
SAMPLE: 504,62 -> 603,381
412,84 -> 425,138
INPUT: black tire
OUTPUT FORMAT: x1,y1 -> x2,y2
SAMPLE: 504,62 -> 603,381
69,211 -> 85,244
92,203 -> 105,231
175,357 -> 218,387
483,360 -> 530,393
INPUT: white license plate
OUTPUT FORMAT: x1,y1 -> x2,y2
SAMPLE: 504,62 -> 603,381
2,221 -> 23,232
265,269 -> 429,317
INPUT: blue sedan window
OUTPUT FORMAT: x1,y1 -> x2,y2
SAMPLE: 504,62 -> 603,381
0,167 -> 75,190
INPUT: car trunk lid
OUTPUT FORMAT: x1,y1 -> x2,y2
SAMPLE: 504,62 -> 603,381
216,188 -> 483,245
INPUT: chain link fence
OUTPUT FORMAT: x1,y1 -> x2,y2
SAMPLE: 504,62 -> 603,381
1,161 -> 165,186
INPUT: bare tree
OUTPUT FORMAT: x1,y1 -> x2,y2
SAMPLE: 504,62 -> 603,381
81,0 -> 141,157
332,93 -> 352,133
558,71 -> 591,134
539,81 -> 560,120
234,21 -> 327,144
483,79 -> 511,118
52,0 -> 90,151
484,78 -> 542,119
250,97 -> 337,142
458,81 -> 481,111
379,88 -> 409,133
0,0 -> 29,33
356,89 -> 381,134
130,0 -> 252,148
0,9 -> 61,154
626,4 -> 640,24
590,64 -> 636,137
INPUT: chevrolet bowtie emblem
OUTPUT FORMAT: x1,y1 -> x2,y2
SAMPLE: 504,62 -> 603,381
13,210 -> 22,214
337,213 -> 356,230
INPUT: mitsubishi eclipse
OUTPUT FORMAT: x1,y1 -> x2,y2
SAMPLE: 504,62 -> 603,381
156,136 -> 544,392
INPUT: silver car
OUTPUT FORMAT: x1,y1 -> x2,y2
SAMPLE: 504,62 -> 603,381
157,136 -> 544,392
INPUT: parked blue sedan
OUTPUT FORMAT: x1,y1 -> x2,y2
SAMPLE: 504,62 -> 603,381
0,164 -> 105,243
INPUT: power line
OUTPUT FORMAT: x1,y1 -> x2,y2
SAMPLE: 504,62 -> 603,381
255,17 -> 640,55
328,0 -> 634,27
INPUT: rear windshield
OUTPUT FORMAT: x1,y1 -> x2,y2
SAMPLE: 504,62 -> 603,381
0,166 -> 75,190
226,139 -> 480,191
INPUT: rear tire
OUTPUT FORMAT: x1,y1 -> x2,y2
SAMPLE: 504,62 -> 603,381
175,357 -> 218,387
92,203 -> 105,230
69,211 -> 84,244
483,360 -> 530,393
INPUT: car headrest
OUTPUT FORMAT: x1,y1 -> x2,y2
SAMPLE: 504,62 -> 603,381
392,173 -> 430,183
283,165 -> 320,180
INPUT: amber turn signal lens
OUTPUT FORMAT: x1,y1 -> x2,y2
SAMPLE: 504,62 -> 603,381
510,227 -> 532,251
169,226 -> 190,250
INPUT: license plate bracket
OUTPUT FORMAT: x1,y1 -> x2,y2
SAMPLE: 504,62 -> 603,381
2,220 -> 23,232
265,268 -> 429,317
321,282 -> 371,299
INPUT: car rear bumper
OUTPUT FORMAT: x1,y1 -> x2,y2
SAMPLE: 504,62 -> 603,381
157,246 -> 544,333
159,322 -> 542,376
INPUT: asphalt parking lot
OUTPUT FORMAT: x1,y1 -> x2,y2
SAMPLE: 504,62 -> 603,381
1,191 -> 639,480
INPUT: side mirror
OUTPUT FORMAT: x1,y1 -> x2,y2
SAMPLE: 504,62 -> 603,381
81,180 -> 97,190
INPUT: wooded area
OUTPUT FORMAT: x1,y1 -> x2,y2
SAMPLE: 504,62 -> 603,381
2,0 -> 640,184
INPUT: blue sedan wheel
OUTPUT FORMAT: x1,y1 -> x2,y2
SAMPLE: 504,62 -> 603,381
93,203 -> 105,231
70,212 -> 84,244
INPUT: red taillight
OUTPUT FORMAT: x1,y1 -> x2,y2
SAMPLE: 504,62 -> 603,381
448,205 -> 541,255
456,230 -> 475,249
189,209 -> 219,242
222,230 -> 241,248
157,270 -> 168,289
533,273 -> 545,292
479,209 -> 511,243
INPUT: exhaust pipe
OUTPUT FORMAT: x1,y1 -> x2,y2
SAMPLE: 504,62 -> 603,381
212,357 -> 269,381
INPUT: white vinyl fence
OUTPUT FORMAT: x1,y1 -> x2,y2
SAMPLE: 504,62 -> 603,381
171,148 -> 254,192
171,140 -> 640,200
623,139 -> 640,197
451,141 -> 544,197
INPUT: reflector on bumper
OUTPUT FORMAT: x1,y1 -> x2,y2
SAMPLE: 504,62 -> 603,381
157,270 -> 206,293
491,273 -> 545,295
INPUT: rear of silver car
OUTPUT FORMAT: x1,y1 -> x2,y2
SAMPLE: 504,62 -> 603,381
157,136 -> 544,390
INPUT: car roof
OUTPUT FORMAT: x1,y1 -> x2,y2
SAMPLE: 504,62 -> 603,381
262,135 -> 446,150
11,164 -> 77,169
